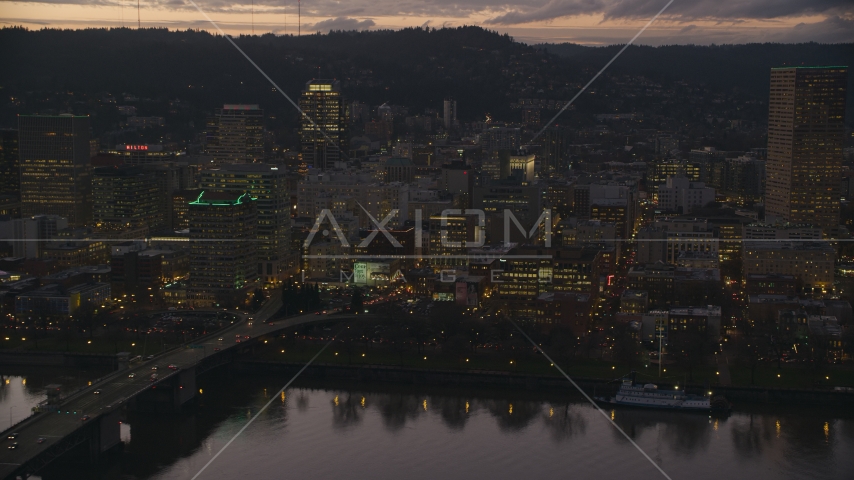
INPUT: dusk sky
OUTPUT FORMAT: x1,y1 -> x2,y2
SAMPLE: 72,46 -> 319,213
1,0 -> 853,45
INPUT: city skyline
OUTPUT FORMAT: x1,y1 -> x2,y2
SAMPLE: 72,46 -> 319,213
0,18 -> 852,480
1,0 -> 853,45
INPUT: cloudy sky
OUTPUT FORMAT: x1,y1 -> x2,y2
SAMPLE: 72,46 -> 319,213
1,0 -> 853,45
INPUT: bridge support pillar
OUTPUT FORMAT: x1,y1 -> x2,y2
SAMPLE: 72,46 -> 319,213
175,366 -> 196,408
86,409 -> 122,464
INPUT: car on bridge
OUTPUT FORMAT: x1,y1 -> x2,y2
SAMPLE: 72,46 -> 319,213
7,433 -> 18,440
81,415 -> 90,422
8,442 -> 18,449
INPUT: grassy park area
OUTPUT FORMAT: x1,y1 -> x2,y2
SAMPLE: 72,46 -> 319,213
249,334 -> 854,391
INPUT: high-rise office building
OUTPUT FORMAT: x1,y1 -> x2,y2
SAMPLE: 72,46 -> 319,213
187,191 -> 258,307
92,165 -> 162,232
171,189 -> 202,231
205,104 -> 264,164
200,164 -> 291,287
0,129 -> 19,198
142,162 -> 195,232
299,80 -> 347,170
540,128 -> 567,175
428,213 -> 480,268
443,98 -> 457,130
765,66 -> 848,229
0,214 -> 68,258
18,115 -> 92,227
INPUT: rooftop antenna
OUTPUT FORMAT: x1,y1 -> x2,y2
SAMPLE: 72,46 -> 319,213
251,0 -> 254,35
298,0 -> 300,36
137,0 -> 140,29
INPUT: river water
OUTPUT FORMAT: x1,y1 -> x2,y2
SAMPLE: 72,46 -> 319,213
25,369 -> 854,480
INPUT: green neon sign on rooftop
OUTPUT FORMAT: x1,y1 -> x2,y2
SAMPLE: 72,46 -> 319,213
188,191 -> 257,206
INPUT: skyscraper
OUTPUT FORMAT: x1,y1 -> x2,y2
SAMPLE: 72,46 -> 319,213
0,129 -> 19,198
18,115 -> 92,227
92,165 -> 162,232
443,98 -> 457,130
205,104 -> 264,164
299,80 -> 347,170
200,164 -> 292,287
765,66 -> 848,230
187,191 -> 258,307
540,128 -> 567,175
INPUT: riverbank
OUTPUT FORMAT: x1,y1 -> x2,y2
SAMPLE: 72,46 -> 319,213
235,359 -> 854,408
0,350 -> 120,368
251,336 -> 854,391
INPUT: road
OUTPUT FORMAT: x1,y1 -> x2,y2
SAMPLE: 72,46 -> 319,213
0,292 -> 358,479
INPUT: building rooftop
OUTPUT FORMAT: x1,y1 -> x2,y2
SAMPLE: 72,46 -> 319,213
745,273 -> 797,281
669,306 -> 722,316
188,191 -> 255,206
621,290 -> 648,300
537,292 -> 591,303
746,241 -> 834,252
807,316 -> 842,338
385,158 -> 413,167
748,294 -> 800,304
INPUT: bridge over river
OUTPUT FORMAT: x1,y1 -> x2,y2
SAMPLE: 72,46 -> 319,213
0,293 -> 374,479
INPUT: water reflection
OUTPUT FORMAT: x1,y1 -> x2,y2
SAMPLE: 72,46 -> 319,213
484,399 -> 542,432
731,415 -> 774,458
542,403 -> 587,441
372,392 -> 422,431
430,397 -> 470,430
611,408 -> 715,455
36,372 -> 854,480
331,392 -> 364,429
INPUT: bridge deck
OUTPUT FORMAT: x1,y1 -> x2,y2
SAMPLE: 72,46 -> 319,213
0,293 -> 367,479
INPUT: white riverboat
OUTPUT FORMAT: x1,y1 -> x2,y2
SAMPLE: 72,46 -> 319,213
596,373 -> 728,412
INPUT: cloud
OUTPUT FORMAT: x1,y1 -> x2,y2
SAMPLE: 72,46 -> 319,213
485,0 -> 854,25
506,13 -> 854,46
485,0 -> 603,25
13,0 -> 854,24
308,17 -> 375,32
4,0 -> 854,44
784,15 -> 854,43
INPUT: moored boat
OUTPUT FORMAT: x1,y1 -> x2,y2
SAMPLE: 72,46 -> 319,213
595,372 -> 730,412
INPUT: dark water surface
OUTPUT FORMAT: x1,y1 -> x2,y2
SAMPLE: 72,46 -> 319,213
38,369 -> 854,480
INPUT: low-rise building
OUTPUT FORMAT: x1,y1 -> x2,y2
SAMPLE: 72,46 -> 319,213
15,282 -> 111,318
745,273 -> 798,296
743,241 -> 835,294
535,292 -> 593,335
668,305 -> 722,341
657,176 -> 715,214
807,316 -> 845,362
620,290 -> 648,314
